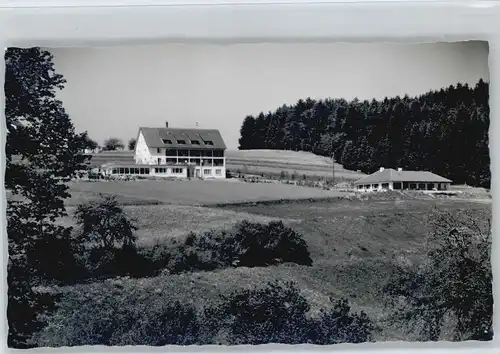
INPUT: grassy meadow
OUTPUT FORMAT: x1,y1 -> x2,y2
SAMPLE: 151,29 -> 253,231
13,150 -> 492,345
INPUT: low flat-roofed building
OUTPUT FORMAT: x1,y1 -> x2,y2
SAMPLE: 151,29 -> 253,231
354,167 -> 452,191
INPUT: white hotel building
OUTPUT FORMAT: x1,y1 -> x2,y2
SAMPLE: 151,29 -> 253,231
101,123 -> 227,179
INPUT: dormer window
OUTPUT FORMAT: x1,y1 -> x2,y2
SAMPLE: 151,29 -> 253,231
205,141 -> 214,145
191,140 -> 200,145
177,140 -> 186,144
162,139 -> 172,144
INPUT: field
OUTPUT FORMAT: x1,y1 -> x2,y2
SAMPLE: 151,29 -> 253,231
64,179 -> 347,206
87,149 -> 366,181
29,171 -> 492,345
15,149 -> 491,345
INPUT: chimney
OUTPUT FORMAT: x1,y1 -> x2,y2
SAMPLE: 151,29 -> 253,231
397,168 -> 403,172
379,167 -> 385,172
165,121 -> 169,128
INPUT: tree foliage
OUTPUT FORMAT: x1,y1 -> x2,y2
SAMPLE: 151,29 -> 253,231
84,136 -> 99,151
103,137 -> 125,151
128,138 -> 137,151
5,47 -> 94,348
238,80 -> 490,188
383,208 -> 492,341
74,195 -> 137,249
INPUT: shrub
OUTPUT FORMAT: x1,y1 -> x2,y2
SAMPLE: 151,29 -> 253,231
31,288 -> 201,346
82,245 -> 159,279
383,208 -> 492,341
308,299 -> 374,344
69,219 -> 311,282
207,281 -> 310,344
168,220 -> 313,273
31,280 -> 374,346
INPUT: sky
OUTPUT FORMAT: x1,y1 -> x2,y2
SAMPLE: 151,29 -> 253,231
50,41 -> 489,150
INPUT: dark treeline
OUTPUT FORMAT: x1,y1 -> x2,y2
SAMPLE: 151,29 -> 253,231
238,80 -> 490,188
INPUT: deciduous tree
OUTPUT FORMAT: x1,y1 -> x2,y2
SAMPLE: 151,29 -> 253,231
103,137 -> 125,151
5,47 -> 93,348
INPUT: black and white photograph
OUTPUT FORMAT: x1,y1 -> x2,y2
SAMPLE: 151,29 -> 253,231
5,41 -> 492,348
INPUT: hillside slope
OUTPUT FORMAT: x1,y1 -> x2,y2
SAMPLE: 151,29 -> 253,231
32,197 -> 491,345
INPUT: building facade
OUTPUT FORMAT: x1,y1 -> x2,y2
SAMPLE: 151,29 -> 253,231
354,167 -> 452,191
102,124 -> 227,179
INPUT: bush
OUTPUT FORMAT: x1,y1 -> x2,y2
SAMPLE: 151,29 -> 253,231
383,208 -> 492,341
31,280 -> 373,346
206,281 -> 310,344
308,299 -> 374,344
82,245 -> 160,279
32,290 -> 201,346
168,220 -> 313,273
70,218 -> 311,281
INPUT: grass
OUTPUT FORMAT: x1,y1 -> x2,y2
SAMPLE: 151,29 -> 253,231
65,179 -> 347,206
20,174 -> 492,345
225,149 -> 335,165
61,204 -> 296,247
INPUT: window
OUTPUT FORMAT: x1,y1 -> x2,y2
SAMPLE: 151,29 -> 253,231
204,169 -> 212,175
157,148 -> 161,153
191,140 -> 200,145
162,139 -> 172,144
381,183 -> 389,189
213,150 -> 224,157
393,182 -> 402,190
119,168 -> 125,174
166,158 -> 177,164
157,158 -> 161,165
112,168 -> 118,174
204,140 -> 214,145
172,168 -> 184,174
124,168 -> 130,174
177,140 -> 186,144
155,167 -> 168,174
418,183 -> 426,190
215,169 -> 221,176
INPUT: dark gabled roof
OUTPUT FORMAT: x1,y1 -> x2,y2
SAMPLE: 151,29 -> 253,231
138,127 -> 227,150
354,168 -> 452,184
